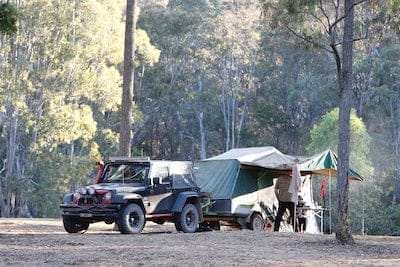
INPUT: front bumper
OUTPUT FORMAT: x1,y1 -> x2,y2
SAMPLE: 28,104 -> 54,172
60,203 -> 121,221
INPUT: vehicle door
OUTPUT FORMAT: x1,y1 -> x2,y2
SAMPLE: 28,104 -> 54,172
144,165 -> 174,214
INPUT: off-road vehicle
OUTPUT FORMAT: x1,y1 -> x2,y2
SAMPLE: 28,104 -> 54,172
60,157 -> 204,234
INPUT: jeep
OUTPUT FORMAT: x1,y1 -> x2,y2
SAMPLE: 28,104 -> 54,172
60,157 -> 204,234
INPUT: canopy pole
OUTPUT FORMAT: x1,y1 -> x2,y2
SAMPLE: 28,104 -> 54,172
294,202 -> 296,233
362,181 -> 365,235
329,170 -> 332,234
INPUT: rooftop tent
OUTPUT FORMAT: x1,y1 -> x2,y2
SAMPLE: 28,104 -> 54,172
299,149 -> 364,181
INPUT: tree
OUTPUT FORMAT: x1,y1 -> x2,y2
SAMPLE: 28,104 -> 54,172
0,2 -> 18,35
119,0 -> 136,157
336,0 -> 356,244
307,108 -> 376,234
261,0 -> 370,243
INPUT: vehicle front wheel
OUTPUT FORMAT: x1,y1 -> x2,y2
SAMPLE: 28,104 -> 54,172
118,203 -> 145,234
62,216 -> 89,233
175,203 -> 199,233
249,213 -> 265,231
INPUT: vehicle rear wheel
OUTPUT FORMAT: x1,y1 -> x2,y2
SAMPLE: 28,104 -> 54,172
249,213 -> 265,231
62,216 -> 89,233
118,203 -> 145,234
175,203 -> 199,233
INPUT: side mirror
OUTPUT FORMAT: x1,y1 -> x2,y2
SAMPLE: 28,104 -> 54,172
153,177 -> 160,185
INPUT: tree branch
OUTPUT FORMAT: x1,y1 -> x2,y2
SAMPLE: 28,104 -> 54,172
329,0 -> 368,32
319,0 -> 332,31
286,26 -> 332,53
333,35 -> 369,46
309,11 -> 329,35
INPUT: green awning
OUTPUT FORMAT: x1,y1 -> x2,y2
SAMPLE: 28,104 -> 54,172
299,149 -> 363,181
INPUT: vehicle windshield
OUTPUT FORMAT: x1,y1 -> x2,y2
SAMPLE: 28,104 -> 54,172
102,163 -> 150,184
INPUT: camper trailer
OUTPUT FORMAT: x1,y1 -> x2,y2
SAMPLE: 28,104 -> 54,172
194,146 -> 363,233
193,147 -> 299,231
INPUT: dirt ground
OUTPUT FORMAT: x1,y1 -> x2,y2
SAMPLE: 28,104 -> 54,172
0,218 -> 400,266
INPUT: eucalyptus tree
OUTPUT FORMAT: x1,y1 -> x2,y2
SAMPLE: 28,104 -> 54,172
0,0 -> 121,217
211,1 -> 262,151
260,0 -> 378,243
251,32 -> 338,154
362,45 -> 400,205
119,0 -> 136,157
136,1 -> 220,159
0,0 -> 159,217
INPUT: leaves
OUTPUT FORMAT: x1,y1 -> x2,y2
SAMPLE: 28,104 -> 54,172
0,3 -> 18,35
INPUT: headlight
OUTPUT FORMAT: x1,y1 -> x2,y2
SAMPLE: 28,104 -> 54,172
79,187 -> 87,195
73,192 -> 82,204
88,187 -> 96,195
102,191 -> 112,204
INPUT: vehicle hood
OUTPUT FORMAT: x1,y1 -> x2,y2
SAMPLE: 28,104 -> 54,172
89,183 -> 147,193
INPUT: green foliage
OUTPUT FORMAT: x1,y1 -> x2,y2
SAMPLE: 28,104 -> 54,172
282,0 -> 318,15
0,0 -> 398,234
0,3 -> 18,35
34,104 -> 97,151
388,0 -> 400,13
28,148 -> 99,217
0,0 -> 159,217
307,108 -> 373,176
135,29 -> 160,66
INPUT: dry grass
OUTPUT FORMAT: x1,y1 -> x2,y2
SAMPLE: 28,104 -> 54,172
0,218 -> 399,266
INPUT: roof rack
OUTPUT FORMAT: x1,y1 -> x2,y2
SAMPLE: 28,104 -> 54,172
108,156 -> 150,162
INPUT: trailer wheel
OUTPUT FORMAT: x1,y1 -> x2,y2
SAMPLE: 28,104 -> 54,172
250,213 -> 265,231
175,203 -> 199,233
118,203 -> 145,234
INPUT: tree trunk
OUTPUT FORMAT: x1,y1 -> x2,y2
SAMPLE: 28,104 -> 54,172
1,103 -> 18,218
196,111 -> 207,159
393,97 -> 400,204
336,0 -> 355,245
119,0 -> 136,157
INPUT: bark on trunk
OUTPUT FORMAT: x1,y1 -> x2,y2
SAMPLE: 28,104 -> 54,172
1,103 -> 18,218
196,111 -> 207,159
119,0 -> 136,157
393,98 -> 400,204
336,0 -> 355,245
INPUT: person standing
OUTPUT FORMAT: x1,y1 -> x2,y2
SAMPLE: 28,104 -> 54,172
273,172 -> 295,231
296,195 -> 307,233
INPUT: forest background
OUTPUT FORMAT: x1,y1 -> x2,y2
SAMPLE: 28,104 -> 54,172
1,0 -> 400,236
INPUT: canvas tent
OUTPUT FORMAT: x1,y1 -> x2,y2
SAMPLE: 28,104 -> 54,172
193,146 -> 295,200
193,146 -> 363,233
193,146 -> 314,232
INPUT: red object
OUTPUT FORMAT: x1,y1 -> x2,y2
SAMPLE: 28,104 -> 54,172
319,178 -> 327,200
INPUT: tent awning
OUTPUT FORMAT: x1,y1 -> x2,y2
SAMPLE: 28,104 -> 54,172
299,149 -> 363,181
206,146 -> 363,181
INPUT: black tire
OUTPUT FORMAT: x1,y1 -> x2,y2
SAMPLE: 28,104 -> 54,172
62,216 -> 89,233
250,213 -> 265,231
175,203 -> 199,233
118,203 -> 145,234
174,216 -> 183,232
